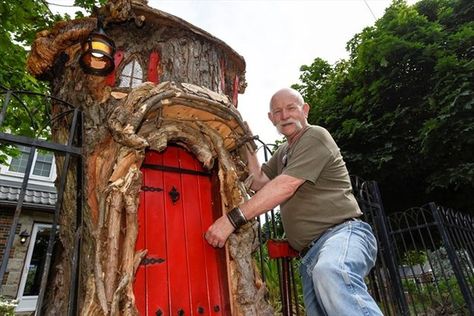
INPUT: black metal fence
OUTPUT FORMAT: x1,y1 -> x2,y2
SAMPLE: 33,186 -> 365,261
351,178 -> 406,316
383,203 -> 474,315
352,179 -> 474,316
0,87 -> 83,315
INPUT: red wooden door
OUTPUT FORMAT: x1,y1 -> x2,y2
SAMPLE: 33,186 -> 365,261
134,147 -> 230,316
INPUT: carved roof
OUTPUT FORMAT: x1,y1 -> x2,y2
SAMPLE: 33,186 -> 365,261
27,0 -> 245,79
130,2 -> 245,70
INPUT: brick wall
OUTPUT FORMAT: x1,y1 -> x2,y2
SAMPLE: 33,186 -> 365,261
0,208 -> 15,286
0,208 -> 52,298
0,208 -> 14,255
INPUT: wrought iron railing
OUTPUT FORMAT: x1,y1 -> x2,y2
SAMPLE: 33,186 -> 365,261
352,178 -> 474,316
384,203 -> 474,315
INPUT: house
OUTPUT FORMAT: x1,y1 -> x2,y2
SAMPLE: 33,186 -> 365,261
0,145 -> 57,313
399,263 -> 434,285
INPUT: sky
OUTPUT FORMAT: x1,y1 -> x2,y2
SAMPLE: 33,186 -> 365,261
50,0 -> 418,153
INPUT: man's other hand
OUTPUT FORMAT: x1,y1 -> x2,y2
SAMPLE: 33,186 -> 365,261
204,215 -> 235,248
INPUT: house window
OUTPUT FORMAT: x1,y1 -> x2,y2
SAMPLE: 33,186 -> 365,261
32,151 -> 53,177
16,223 -> 56,312
7,146 -> 53,178
8,146 -> 30,174
119,58 -> 143,88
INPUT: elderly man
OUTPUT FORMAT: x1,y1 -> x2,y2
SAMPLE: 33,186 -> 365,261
205,87 -> 382,315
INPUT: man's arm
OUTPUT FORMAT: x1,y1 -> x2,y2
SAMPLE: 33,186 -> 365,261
245,144 -> 270,191
204,174 -> 304,248
240,174 -> 303,218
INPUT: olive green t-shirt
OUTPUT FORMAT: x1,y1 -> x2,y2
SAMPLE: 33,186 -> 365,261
261,125 -> 362,251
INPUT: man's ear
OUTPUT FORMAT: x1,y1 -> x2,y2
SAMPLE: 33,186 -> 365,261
268,112 -> 275,125
303,103 -> 310,117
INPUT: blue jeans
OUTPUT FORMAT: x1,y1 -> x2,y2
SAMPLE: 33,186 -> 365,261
299,219 -> 383,316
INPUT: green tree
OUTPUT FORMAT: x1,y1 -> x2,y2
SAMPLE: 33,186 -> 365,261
1,0 -> 56,90
0,0 -> 107,90
293,0 -> 474,212
1,1 -> 56,161
0,0 -> 101,161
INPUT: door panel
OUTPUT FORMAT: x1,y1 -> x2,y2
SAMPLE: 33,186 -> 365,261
134,147 -> 229,315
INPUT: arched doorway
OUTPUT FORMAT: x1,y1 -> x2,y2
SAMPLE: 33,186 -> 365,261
134,146 -> 230,315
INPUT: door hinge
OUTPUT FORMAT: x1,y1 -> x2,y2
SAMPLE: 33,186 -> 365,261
142,186 -> 163,192
140,256 -> 165,266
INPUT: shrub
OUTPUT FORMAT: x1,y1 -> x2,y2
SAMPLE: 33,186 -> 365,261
0,296 -> 18,316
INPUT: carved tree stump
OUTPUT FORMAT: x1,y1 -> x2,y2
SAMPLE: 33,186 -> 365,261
28,1 -> 273,315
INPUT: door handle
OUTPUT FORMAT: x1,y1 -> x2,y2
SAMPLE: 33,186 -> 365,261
169,186 -> 180,204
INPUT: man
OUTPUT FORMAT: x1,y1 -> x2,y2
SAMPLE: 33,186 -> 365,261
205,88 -> 382,315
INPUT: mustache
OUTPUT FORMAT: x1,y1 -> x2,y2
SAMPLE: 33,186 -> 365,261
275,119 -> 303,134
276,119 -> 302,129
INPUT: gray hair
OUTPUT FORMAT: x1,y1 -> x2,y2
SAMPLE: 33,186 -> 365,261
269,87 -> 305,111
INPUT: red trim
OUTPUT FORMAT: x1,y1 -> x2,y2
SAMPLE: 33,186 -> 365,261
232,75 -> 239,107
148,51 -> 160,83
105,50 -> 124,86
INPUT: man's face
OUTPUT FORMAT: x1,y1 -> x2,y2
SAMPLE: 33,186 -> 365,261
268,93 -> 309,138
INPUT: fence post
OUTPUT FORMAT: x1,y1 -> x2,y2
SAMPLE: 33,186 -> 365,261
67,110 -> 84,316
369,181 -> 410,315
431,203 -> 474,315
281,257 -> 293,315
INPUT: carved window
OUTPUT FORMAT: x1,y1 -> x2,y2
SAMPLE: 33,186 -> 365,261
119,58 -> 143,88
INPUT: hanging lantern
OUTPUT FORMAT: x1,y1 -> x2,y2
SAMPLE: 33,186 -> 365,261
79,20 -> 116,76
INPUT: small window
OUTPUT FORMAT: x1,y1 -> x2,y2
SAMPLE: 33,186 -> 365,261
119,59 -> 143,88
22,226 -> 49,296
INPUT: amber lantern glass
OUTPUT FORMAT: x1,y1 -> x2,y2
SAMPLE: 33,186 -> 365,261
79,24 -> 115,76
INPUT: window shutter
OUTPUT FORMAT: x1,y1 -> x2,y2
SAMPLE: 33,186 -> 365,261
105,50 -> 125,86
148,51 -> 160,83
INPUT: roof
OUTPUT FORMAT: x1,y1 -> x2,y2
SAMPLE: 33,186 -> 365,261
0,181 -> 57,210
399,263 -> 432,278
27,1 -> 246,81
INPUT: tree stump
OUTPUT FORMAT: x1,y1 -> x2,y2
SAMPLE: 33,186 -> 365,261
27,1 -> 273,315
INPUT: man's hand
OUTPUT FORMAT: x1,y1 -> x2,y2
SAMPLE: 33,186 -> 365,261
205,215 -> 235,248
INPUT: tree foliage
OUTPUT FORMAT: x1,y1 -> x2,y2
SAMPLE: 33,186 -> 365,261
0,0 -> 101,161
293,0 -> 474,212
0,0 -> 107,89
1,0 -> 55,91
